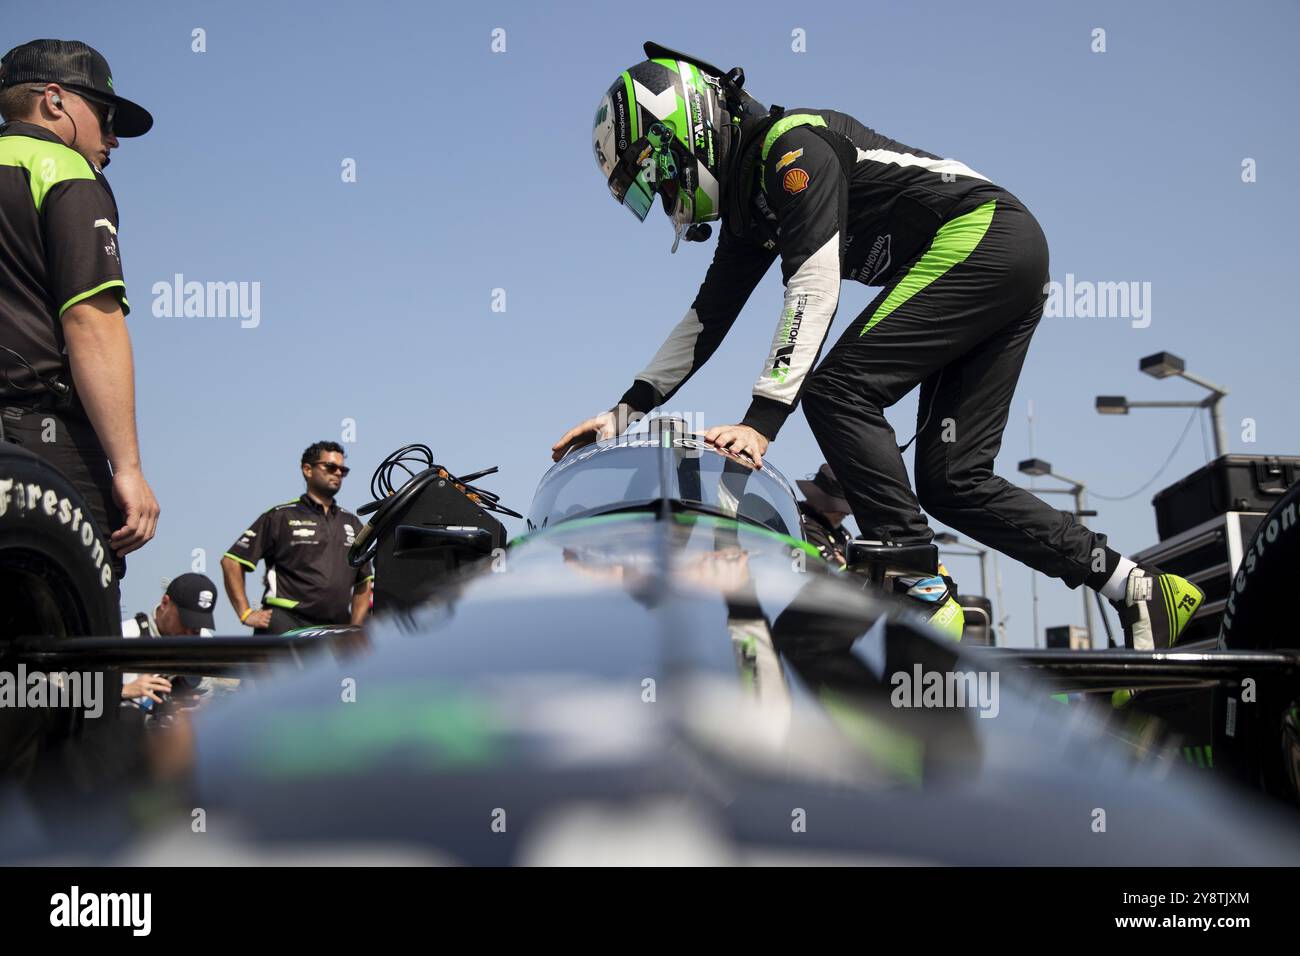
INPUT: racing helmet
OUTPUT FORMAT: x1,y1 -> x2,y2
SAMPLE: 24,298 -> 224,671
593,53 -> 730,252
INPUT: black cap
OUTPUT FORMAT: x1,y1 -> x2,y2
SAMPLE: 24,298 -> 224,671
0,39 -> 153,137
165,573 -> 217,631
797,463 -> 852,515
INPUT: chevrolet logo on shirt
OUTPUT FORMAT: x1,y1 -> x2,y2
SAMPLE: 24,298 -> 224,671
93,218 -> 118,259
775,148 -> 803,172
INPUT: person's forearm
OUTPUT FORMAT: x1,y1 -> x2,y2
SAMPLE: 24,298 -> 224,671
61,291 -> 142,472
221,558 -> 252,618
350,585 -> 371,625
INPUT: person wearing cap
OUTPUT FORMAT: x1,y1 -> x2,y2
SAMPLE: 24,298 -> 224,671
0,39 -> 159,595
120,572 -> 217,707
221,441 -> 374,635
796,463 -> 854,568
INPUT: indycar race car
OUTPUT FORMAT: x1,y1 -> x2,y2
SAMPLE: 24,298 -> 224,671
1,422 -> 1299,864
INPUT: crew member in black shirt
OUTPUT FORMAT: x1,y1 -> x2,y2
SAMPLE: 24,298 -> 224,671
0,40 -> 159,593
221,441 -> 373,634
796,462 -> 853,568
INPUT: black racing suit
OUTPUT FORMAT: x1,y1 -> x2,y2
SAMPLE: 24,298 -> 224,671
618,107 -> 1118,590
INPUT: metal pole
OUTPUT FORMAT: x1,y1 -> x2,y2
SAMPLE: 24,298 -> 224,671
1028,401 -> 1038,648
1030,479 -> 1096,646
993,552 -> 1007,639
1208,395 -> 1227,458
1030,565 -> 1039,648
1075,484 -> 1094,647
1177,369 -> 1230,459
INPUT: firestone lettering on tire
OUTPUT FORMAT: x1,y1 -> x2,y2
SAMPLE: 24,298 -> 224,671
0,476 -> 114,589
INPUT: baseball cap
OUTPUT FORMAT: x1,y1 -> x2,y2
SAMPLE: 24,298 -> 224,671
796,463 -> 852,515
0,39 -> 153,137
165,573 -> 218,631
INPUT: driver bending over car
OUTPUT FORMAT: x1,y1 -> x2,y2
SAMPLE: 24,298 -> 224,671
551,43 -> 1203,649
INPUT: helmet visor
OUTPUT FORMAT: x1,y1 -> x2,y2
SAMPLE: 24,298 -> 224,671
614,163 -> 657,222
607,123 -> 679,223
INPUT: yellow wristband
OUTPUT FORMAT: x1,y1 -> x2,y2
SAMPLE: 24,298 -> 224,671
239,607 -> 254,623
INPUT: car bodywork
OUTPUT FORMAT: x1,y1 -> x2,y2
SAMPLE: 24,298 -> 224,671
2,431 -> 1299,864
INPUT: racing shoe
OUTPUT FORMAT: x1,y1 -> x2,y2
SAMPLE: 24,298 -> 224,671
845,541 -> 965,640
1111,564 -> 1204,650
892,563 -> 965,642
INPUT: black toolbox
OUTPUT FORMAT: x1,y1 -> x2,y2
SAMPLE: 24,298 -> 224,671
1152,454 -> 1300,540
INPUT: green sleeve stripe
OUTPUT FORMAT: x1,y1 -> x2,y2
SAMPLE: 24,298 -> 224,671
759,114 -> 829,192
223,551 -> 256,571
59,279 -> 127,317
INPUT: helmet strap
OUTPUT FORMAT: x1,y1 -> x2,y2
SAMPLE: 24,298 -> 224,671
720,105 -> 785,235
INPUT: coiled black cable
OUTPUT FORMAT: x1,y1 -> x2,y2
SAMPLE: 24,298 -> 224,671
347,443 -> 521,567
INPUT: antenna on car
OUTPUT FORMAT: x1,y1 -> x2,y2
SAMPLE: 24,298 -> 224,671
646,415 -> 693,444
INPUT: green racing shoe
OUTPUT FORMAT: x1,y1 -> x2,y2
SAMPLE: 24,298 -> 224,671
893,563 -> 965,642
1111,564 -> 1204,650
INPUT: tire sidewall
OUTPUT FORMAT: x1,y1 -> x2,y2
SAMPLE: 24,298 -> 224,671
1213,480 -> 1300,802
0,442 -> 119,637
1219,481 -> 1300,650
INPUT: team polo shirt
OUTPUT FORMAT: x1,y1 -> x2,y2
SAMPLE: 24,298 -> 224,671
224,494 -> 373,625
0,121 -> 129,401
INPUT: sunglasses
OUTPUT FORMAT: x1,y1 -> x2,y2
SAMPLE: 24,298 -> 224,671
313,461 -> 350,476
76,91 -> 117,135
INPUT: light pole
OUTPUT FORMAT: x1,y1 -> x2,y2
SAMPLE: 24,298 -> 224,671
933,532 -> 987,596
1096,351 -> 1230,457
1018,458 -> 1098,647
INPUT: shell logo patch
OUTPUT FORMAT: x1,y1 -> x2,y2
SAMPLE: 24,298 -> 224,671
775,148 -> 803,172
783,168 -> 810,194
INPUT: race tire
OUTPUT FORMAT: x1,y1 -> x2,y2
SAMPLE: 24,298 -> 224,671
1,443 -> 124,781
0,442 -> 119,640
1219,480 -> 1300,650
1213,480 -> 1300,804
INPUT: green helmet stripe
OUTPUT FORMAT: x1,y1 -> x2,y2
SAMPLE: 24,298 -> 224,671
688,62 -> 703,94
694,188 -> 714,218
621,70 -> 639,142
683,62 -> 718,220
645,58 -> 691,144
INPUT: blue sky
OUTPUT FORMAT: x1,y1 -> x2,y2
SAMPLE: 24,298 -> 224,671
9,0 -> 1298,644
